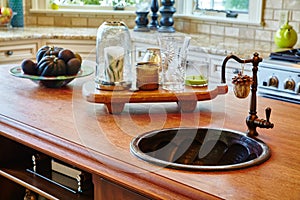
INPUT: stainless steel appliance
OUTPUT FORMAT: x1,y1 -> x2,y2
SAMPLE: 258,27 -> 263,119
258,49 -> 300,104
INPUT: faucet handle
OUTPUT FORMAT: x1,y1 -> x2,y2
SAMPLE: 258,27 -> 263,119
265,107 -> 271,122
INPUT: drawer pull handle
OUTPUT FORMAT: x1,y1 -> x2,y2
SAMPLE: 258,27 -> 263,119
6,50 -> 13,56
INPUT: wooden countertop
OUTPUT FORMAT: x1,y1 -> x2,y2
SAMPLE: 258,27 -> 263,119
1,63 -> 300,199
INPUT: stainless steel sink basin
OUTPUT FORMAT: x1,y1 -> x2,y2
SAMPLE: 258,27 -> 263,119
130,128 -> 271,171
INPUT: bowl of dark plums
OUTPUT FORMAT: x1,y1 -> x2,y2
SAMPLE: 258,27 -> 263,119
10,45 -> 94,88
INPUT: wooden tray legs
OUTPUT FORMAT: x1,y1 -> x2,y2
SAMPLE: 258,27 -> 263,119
105,103 -> 126,114
177,100 -> 197,113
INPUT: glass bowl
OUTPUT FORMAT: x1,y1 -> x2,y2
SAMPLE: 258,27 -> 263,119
0,12 -> 17,28
9,65 -> 94,88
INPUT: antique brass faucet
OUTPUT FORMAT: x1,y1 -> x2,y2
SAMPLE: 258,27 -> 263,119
221,52 -> 274,138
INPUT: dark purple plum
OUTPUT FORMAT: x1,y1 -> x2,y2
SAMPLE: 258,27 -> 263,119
67,58 -> 81,75
21,59 -> 37,75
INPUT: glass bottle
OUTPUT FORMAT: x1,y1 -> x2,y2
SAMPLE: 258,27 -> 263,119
95,21 -> 132,90
9,0 -> 24,27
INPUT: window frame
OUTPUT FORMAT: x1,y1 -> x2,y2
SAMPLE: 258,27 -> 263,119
30,0 -> 263,25
30,0 -> 136,16
176,0 -> 262,25
194,0 -> 249,13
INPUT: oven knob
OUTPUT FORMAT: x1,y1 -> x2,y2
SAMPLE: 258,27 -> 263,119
268,76 -> 279,88
284,78 -> 295,91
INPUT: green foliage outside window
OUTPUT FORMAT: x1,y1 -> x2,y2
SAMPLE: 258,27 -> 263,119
56,0 -> 137,6
111,0 -> 136,6
196,0 -> 249,12
224,0 -> 248,11
83,0 -> 100,5
89,0 -> 136,6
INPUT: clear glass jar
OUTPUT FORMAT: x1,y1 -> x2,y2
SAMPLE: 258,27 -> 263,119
136,62 -> 159,90
95,21 -> 132,90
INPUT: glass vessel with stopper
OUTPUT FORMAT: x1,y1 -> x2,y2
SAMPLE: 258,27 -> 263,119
95,21 -> 132,90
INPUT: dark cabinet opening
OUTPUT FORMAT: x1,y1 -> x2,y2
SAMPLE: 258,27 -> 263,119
0,135 -> 93,200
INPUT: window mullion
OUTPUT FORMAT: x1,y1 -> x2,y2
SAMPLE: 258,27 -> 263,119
176,0 -> 194,15
210,0 -> 214,9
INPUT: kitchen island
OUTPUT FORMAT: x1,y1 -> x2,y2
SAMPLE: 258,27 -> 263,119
0,63 -> 299,200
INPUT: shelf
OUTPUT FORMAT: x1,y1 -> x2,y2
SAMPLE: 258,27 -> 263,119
0,167 -> 93,200
0,135 -> 93,200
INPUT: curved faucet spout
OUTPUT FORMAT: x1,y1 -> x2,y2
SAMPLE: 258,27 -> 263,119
221,53 -> 273,138
221,53 -> 262,84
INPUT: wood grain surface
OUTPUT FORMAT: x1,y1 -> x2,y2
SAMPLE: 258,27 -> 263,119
1,64 -> 299,199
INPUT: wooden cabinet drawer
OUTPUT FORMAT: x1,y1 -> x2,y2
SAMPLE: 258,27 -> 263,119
0,40 -> 40,64
93,176 -> 151,200
43,39 -> 96,61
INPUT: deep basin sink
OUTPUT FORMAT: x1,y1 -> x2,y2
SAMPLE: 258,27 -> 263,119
130,128 -> 271,171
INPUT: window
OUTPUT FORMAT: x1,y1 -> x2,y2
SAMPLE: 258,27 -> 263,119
53,0 -> 137,6
31,0 -> 139,11
176,0 -> 262,25
196,0 -> 249,13
193,0 -> 249,20
31,0 -> 263,25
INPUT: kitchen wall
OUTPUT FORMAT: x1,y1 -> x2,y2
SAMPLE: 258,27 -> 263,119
176,0 -> 300,46
23,0 -> 300,47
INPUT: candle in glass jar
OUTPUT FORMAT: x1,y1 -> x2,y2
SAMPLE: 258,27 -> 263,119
104,46 -> 125,82
136,62 -> 159,90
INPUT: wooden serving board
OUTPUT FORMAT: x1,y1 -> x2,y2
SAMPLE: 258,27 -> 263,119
82,81 -> 228,114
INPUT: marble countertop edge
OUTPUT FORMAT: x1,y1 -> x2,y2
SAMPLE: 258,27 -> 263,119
0,26 -> 279,58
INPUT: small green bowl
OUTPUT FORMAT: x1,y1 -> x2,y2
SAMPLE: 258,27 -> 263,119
185,75 -> 208,86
